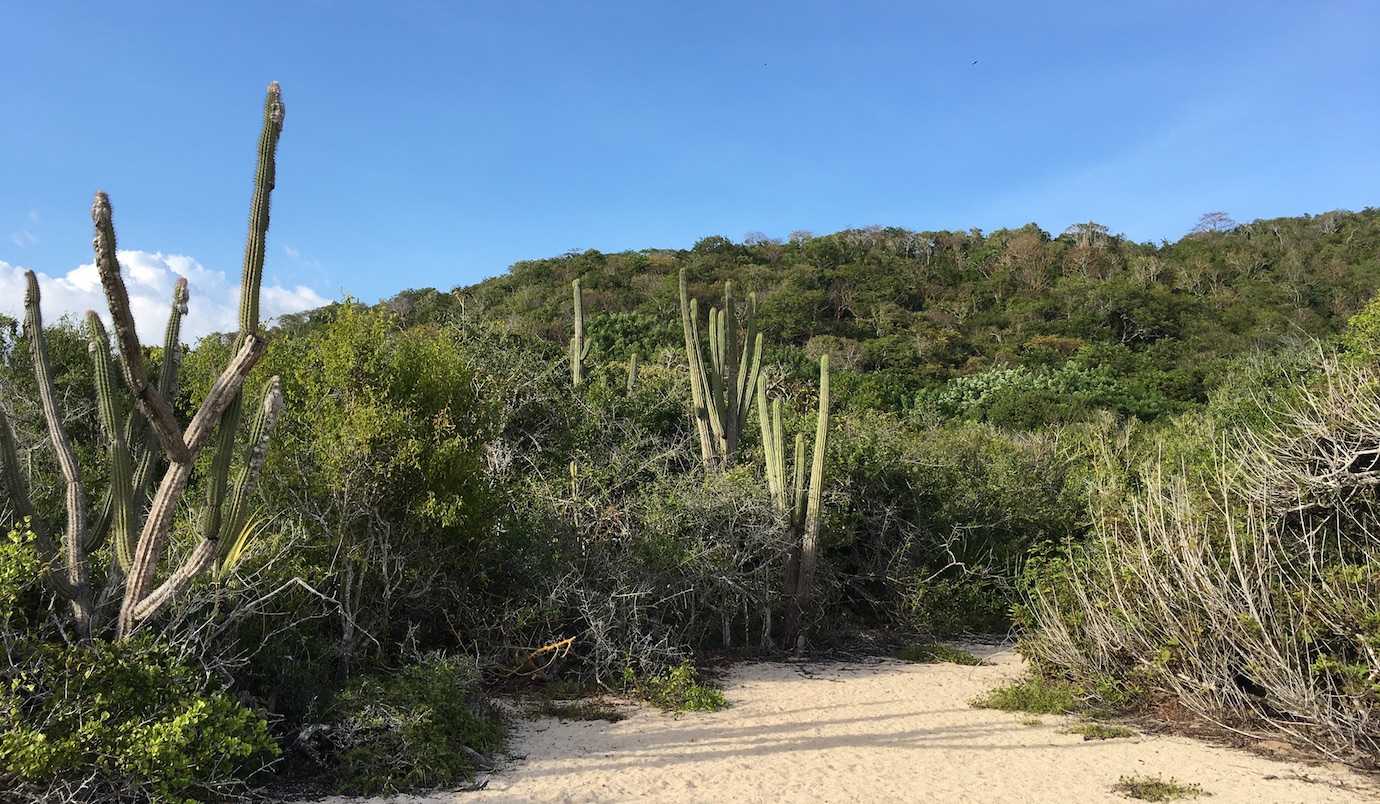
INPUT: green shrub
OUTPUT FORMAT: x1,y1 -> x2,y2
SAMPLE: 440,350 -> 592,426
0,637 -> 278,803
625,661 -> 727,712
897,642 -> 987,666
901,576 -> 1011,636
1113,774 -> 1208,801
0,522 -> 42,632
971,675 -> 1079,715
326,653 -> 504,795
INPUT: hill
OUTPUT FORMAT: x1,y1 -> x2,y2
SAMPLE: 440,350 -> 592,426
370,209 -> 1380,422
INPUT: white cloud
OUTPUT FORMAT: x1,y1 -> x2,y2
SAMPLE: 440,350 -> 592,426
0,250 -> 329,344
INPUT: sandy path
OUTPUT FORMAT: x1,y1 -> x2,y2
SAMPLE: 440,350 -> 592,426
331,645 -> 1375,803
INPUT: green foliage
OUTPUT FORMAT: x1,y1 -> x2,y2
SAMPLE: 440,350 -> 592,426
1112,775 -> 1208,801
896,642 -> 987,665
326,654 -> 504,795
0,523 -> 42,631
462,212 -> 1380,420
0,638 -> 277,803
971,675 -> 1080,715
1342,289 -> 1380,362
902,576 -> 1012,636
625,661 -> 728,712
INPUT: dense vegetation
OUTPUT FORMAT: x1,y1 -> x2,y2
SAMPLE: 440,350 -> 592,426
2,84 -> 1377,800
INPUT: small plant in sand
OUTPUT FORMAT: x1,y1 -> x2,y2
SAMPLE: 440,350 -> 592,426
896,642 -> 987,666
971,675 -> 1079,714
625,661 -> 727,713
1061,722 -> 1137,740
532,700 -> 627,723
1112,774 -> 1208,801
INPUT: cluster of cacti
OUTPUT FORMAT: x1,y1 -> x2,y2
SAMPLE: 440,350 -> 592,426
758,354 -> 830,652
678,268 -> 765,468
0,83 -> 288,642
569,278 -> 591,386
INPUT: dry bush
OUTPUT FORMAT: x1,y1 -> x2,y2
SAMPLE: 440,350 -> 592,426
1024,355 -> 1380,764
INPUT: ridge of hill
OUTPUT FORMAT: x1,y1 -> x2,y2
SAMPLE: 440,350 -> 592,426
365,209 -> 1380,420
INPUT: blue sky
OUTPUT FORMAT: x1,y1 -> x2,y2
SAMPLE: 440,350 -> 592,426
3,1 -> 1378,336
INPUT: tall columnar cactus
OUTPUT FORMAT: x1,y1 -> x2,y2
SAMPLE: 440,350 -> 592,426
0,83 -> 288,642
570,278 -> 591,387
758,354 -> 831,652
22,273 -> 94,639
678,268 -> 765,468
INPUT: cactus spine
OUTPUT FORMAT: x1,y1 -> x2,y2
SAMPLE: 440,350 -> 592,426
758,354 -> 830,652
678,268 -> 764,468
570,278 -> 591,386
0,84 -> 288,642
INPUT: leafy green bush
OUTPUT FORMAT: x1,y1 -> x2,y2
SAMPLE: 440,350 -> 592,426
0,522 -> 42,633
625,661 -> 727,712
0,638 -> 278,803
326,653 -> 504,795
971,675 -> 1079,714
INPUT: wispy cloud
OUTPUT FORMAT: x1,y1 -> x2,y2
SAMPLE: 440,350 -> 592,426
10,209 -> 40,248
0,250 -> 329,343
9,210 -> 40,248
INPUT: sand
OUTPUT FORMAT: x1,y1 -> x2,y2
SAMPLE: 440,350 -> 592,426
328,644 -> 1376,803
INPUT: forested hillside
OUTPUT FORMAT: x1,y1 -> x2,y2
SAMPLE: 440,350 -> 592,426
391,210 -> 1380,421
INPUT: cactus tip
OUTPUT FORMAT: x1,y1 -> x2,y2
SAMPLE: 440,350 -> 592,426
91,191 -> 112,225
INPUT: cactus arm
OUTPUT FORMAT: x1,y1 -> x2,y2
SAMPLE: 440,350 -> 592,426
184,336 -> 267,450
678,270 -> 713,467
687,296 -> 723,462
200,82 -> 283,553
0,404 -> 33,522
791,432 -> 807,531
626,353 -> 639,392
738,332 -> 764,436
157,277 -> 189,400
790,354 -> 830,652
86,313 -> 139,572
739,295 -> 761,421
24,272 -> 93,638
756,379 -> 780,503
570,278 -> 584,386
239,81 -> 284,337
215,376 -> 284,567
723,283 -> 740,455
130,278 -> 190,510
200,395 -> 243,545
704,308 -> 730,458
91,193 -> 190,464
